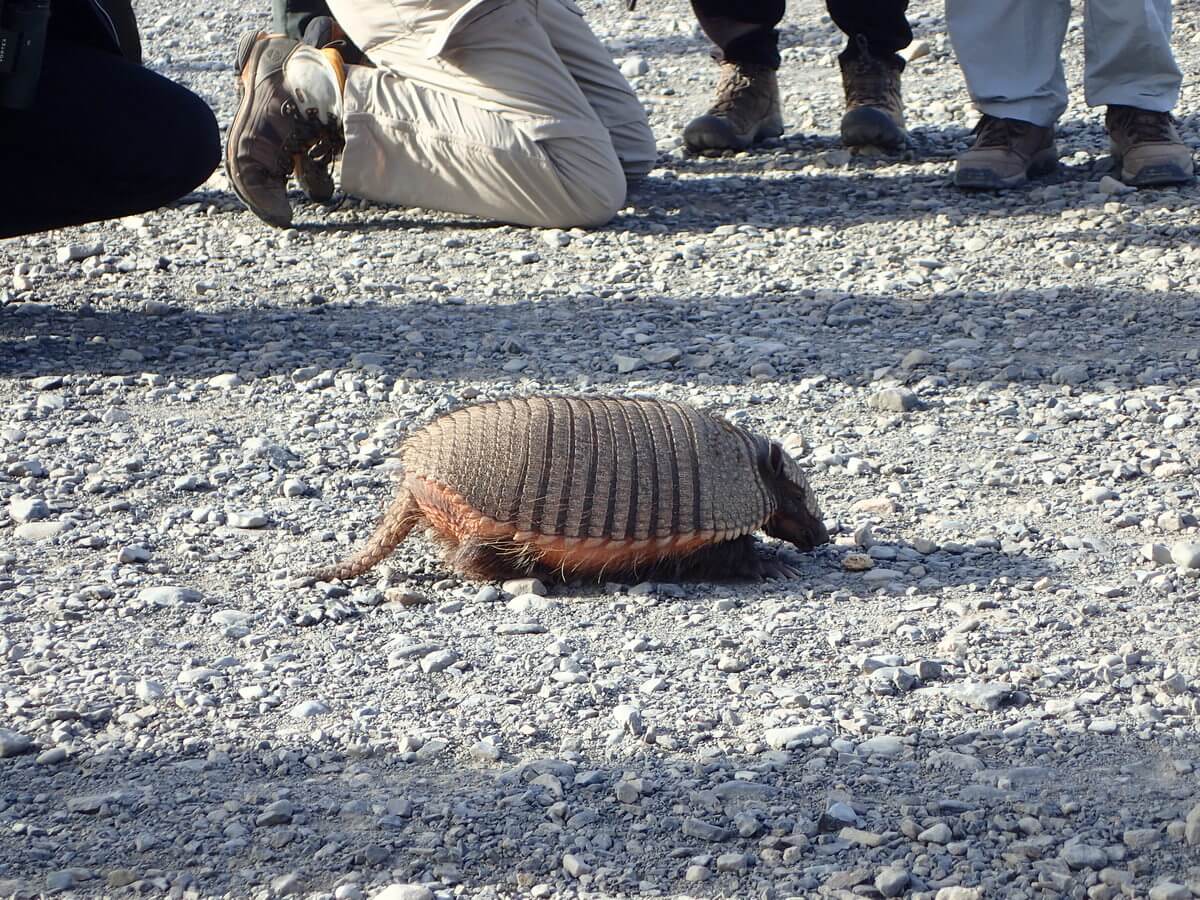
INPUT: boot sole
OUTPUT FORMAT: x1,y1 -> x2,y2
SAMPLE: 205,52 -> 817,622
840,107 -> 907,151
955,146 -> 1059,190
226,31 -> 294,228
1119,161 -> 1195,187
683,113 -> 784,154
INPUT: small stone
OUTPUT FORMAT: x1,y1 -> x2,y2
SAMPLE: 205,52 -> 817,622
371,886 -> 434,900
764,724 -> 828,749
918,822 -> 952,844
208,373 -> 243,389
1148,884 -> 1190,900
715,852 -> 750,873
684,865 -> 711,883
843,552 -> 874,571
228,509 -> 269,529
46,870 -> 78,892
614,354 -> 644,374
951,681 -> 1012,712
56,242 -> 102,263
256,800 -> 295,826
562,853 -> 591,878
36,747 -> 67,765
840,827 -> 885,848
935,890 -> 982,900
876,868 -> 911,897
901,349 -> 933,369
1082,486 -> 1117,504
1098,175 -> 1135,196
1122,827 -> 1159,849
1184,803 -> 1200,846
619,56 -> 648,77
857,735 -> 904,756
138,586 -> 202,607
502,578 -> 545,596
8,497 -> 49,523
1062,841 -> 1107,870
271,872 -> 303,896
613,704 -> 644,735
420,649 -> 458,673
469,739 -> 500,763
1169,542 -> 1200,569
107,870 -> 138,889
0,728 -> 33,757
289,700 -> 329,718
682,817 -> 728,842
869,387 -> 920,412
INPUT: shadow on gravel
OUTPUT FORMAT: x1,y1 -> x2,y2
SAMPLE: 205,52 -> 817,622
0,720 -> 1195,897
2,286 -> 1198,388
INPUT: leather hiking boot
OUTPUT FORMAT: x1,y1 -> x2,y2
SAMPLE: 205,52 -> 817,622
683,62 -> 783,153
839,36 -> 906,150
955,115 -> 1058,190
227,31 -> 345,227
1106,105 -> 1195,187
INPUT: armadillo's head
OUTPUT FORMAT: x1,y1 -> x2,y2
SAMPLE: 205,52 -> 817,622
759,440 -> 829,551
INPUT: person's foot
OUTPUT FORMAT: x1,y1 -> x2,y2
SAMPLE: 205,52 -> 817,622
226,31 -> 345,227
683,62 -> 783,153
290,17 -> 348,203
1105,105 -> 1195,187
839,35 -> 906,150
954,115 -> 1058,190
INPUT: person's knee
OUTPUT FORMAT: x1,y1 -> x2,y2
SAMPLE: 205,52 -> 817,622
542,140 -> 628,228
170,90 -> 222,194
614,119 -> 658,179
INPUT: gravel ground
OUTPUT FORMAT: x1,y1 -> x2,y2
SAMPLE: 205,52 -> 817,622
3,1 -> 1200,898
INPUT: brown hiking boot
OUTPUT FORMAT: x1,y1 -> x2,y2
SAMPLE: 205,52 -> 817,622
955,115 -> 1058,190
683,62 -> 783,153
1105,105 -> 1194,187
839,36 -> 906,150
226,31 -> 344,227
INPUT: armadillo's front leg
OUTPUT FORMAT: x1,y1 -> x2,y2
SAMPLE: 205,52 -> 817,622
671,535 -> 794,582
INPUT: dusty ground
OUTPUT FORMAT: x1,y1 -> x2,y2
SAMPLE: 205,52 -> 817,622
2,1 -> 1200,898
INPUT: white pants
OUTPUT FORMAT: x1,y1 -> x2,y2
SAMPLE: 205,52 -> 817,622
946,0 -> 1182,127
326,0 -> 656,227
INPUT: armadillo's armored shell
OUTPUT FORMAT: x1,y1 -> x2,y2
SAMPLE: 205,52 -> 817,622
401,397 -> 776,541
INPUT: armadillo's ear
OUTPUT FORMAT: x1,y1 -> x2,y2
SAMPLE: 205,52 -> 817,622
768,441 -> 785,476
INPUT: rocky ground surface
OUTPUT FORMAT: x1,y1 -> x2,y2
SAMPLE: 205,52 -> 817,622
3,1 -> 1200,898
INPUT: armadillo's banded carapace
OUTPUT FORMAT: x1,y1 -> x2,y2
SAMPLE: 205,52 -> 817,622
401,396 -> 776,544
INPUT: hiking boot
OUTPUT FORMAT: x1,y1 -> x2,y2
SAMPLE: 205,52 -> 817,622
226,31 -> 345,227
1105,105 -> 1194,187
683,62 -> 783,153
290,17 -> 347,203
839,35 -> 906,150
955,115 -> 1058,190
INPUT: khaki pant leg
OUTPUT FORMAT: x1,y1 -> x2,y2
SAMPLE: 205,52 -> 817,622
327,0 -> 627,228
535,0 -> 657,177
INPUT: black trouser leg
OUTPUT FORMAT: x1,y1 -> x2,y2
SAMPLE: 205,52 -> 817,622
691,0 -> 785,69
827,0 -> 912,68
0,41 -> 220,239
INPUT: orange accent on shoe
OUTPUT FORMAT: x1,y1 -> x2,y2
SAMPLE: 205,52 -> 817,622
321,47 -> 347,94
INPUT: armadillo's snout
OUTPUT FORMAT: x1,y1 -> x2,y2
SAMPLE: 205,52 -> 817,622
769,507 -> 829,550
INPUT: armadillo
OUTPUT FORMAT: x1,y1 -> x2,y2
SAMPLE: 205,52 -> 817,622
310,396 -> 827,583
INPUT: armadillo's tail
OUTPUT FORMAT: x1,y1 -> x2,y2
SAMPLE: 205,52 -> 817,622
307,487 -> 420,582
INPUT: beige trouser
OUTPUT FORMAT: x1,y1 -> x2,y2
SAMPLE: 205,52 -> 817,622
325,0 -> 656,228
947,0 -> 1181,127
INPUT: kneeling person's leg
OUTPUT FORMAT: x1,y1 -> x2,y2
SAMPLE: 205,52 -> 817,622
330,0 -> 627,227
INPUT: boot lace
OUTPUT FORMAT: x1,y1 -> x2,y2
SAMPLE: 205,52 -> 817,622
973,115 -> 1035,149
276,98 -> 340,175
1108,106 -> 1175,143
709,62 -> 773,121
842,34 -> 901,112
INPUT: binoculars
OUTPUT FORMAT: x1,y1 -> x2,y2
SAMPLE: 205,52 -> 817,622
0,0 -> 50,110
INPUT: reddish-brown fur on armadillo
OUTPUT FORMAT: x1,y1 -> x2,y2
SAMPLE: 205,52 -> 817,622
312,396 -> 785,581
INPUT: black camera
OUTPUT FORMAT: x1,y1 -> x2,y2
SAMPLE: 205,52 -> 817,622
0,0 -> 50,110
